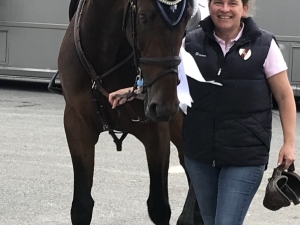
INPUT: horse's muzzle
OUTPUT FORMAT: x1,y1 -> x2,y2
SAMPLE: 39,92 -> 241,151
145,100 -> 179,122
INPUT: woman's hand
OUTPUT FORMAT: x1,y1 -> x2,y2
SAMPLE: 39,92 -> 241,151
278,143 -> 296,170
108,87 -> 133,109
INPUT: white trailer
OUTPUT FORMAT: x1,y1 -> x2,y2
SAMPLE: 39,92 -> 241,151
253,0 -> 300,98
0,0 -> 68,80
0,0 -> 299,98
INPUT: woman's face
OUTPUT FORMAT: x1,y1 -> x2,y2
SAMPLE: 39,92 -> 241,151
209,0 -> 249,34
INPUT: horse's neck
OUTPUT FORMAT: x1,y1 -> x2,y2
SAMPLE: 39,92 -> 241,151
79,0 -> 127,69
81,0 -> 125,39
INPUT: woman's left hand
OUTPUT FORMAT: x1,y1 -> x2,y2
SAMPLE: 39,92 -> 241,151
277,143 -> 296,169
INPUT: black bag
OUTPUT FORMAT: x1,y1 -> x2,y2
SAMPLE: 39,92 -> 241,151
263,163 -> 300,211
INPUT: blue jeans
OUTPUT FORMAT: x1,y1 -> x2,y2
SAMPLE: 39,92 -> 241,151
184,157 -> 265,225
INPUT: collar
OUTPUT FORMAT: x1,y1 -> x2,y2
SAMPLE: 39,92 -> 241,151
200,16 -> 262,43
213,22 -> 244,44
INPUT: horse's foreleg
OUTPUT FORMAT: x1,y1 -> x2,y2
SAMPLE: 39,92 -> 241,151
64,105 -> 99,225
169,112 -> 204,225
176,185 -> 203,225
134,122 -> 171,225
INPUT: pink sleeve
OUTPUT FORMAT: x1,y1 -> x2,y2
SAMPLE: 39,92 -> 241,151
264,39 -> 288,78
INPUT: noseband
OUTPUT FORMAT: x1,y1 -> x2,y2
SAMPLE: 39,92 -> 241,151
139,56 -> 181,88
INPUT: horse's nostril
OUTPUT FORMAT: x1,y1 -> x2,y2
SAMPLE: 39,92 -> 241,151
148,102 -> 157,114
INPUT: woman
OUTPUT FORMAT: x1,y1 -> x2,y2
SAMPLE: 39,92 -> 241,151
109,0 -> 296,224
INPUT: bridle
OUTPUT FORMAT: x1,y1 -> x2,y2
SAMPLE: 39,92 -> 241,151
72,0 -> 189,150
73,0 -> 186,128
74,0 -> 185,100
122,0 -> 182,94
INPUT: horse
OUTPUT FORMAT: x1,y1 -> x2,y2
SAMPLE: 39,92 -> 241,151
57,0 -> 203,224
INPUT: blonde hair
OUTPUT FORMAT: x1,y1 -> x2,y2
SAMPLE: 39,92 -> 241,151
248,0 -> 256,17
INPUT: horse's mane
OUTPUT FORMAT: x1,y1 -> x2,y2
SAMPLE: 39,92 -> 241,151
69,0 -> 79,21
69,0 -> 200,22
191,0 -> 201,18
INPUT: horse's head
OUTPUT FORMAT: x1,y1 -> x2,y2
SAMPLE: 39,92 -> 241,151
123,0 -> 196,122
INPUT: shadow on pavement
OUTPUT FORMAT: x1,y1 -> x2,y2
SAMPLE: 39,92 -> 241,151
0,79 -> 51,93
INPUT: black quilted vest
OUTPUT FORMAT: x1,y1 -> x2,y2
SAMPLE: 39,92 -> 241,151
183,17 -> 274,167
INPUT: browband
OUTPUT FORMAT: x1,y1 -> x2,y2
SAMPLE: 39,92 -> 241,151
155,0 -> 187,27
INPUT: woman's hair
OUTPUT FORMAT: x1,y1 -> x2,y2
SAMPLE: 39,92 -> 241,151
207,0 -> 256,17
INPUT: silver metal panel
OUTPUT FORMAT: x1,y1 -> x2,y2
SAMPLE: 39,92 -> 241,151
0,30 -> 8,64
276,39 -> 293,83
0,0 -> 299,91
0,0 -> 69,24
254,0 -> 300,37
277,41 -> 289,68
6,26 -> 65,69
253,1 -> 300,96
291,45 -> 300,82
0,0 -> 69,80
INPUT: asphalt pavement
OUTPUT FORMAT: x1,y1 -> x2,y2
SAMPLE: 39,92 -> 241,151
1,79 -> 300,225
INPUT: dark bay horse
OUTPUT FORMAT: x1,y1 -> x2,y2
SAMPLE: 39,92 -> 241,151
57,0 -> 203,224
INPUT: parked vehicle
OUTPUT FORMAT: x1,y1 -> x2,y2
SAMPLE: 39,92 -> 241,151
1,0 -> 299,99
0,0 -> 68,81
253,0 -> 300,100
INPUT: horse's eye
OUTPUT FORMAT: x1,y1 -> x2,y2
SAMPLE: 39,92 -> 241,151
139,14 -> 147,23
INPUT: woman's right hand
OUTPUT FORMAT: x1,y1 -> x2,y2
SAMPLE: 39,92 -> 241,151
108,87 -> 133,109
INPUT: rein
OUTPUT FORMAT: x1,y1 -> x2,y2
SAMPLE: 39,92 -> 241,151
74,0 -> 134,98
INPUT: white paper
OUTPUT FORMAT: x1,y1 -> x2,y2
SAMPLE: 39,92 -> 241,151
180,46 -> 206,82
177,46 -> 223,114
177,53 -> 193,114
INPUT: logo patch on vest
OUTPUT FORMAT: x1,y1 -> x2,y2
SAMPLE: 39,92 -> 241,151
195,52 -> 206,57
239,48 -> 252,60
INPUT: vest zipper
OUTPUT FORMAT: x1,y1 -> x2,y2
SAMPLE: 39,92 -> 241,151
212,44 -> 223,167
212,88 -> 218,168
210,37 -> 253,168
